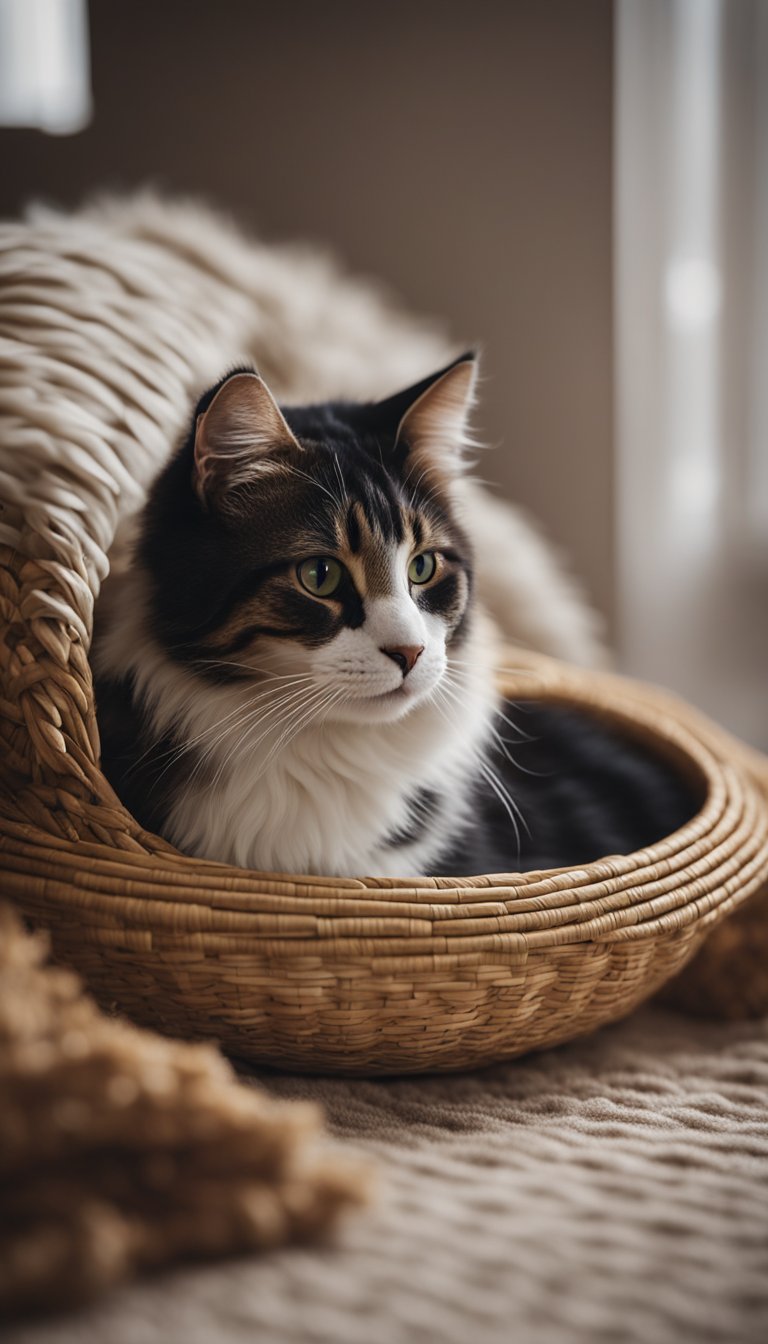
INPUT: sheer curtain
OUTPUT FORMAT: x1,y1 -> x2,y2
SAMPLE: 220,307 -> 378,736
616,0 -> 768,749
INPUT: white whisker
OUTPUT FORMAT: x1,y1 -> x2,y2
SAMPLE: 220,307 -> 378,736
432,681 -> 529,857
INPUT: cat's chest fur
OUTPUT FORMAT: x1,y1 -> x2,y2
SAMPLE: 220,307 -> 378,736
167,704 -> 483,877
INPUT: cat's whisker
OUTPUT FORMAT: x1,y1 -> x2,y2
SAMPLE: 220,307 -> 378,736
180,694 -> 314,808
279,461 -> 344,511
146,684 -> 312,797
124,674 -> 318,781
431,683 -> 529,853
446,661 -> 544,709
439,674 -> 546,780
217,678 -> 337,777
186,702 -> 297,792
331,452 -> 348,507
441,669 -> 542,759
190,659 -> 314,681
404,462 -> 445,514
442,668 -> 537,744
248,688 -> 331,769
445,661 -> 538,715
476,761 -> 529,855
264,680 -> 344,758
205,681 -> 328,791
447,657 -> 537,678
166,676 -> 318,779
252,684 -> 343,780
229,683 -> 344,797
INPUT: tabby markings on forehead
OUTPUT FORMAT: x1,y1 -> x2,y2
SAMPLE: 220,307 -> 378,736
170,463 -> 468,662
346,502 -> 362,553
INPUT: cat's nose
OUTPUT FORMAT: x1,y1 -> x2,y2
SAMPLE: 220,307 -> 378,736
381,644 -> 424,676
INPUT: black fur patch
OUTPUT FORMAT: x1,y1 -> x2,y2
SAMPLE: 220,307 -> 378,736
346,502 -> 362,553
384,787 -> 442,849
434,701 -> 701,876
95,674 -> 198,835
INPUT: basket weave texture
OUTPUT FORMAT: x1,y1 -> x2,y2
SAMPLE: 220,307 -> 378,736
2,531 -> 768,1072
1,201 -> 767,1073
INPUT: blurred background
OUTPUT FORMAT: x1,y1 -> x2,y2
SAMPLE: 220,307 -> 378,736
0,0 -> 765,746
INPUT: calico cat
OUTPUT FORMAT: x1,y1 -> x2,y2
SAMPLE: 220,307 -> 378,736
94,355 -> 697,877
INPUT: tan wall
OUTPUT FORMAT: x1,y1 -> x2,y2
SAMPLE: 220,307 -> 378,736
0,0 -> 615,628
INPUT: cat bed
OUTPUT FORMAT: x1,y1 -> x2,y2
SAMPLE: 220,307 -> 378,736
2,527 -> 767,1071
1,198 -> 767,1074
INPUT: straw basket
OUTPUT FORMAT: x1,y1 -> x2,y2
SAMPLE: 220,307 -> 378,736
2,528 -> 768,1072
2,200 -> 767,1073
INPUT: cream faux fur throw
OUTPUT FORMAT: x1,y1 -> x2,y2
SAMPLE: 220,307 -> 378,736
0,193 -> 603,668
0,902 -> 368,1318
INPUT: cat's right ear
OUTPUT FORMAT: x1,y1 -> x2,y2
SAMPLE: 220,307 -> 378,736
192,372 -> 301,507
370,354 -> 479,487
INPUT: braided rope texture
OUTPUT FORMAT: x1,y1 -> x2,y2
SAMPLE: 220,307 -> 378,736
1,197 -> 767,1074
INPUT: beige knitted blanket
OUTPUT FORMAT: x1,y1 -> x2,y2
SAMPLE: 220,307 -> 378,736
9,1005 -> 767,1344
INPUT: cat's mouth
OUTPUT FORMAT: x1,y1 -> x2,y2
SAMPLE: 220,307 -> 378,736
327,676 -> 430,724
360,677 -> 432,705
353,663 -> 445,707
352,675 -> 439,711
365,684 -> 408,701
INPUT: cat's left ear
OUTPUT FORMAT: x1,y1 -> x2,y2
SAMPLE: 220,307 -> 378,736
192,371 -> 301,508
392,353 -> 478,480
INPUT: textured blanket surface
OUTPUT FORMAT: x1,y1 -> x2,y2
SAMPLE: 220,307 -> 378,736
0,904 -> 367,1318
9,1007 -> 767,1344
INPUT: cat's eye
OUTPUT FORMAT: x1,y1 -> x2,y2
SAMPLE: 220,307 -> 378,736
297,556 -> 343,597
408,552 -> 437,585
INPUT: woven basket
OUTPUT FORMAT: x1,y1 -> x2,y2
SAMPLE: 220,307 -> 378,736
1,202 -> 767,1074
2,531 -> 767,1073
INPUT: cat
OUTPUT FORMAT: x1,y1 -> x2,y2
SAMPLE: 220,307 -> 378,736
93,355 -> 697,877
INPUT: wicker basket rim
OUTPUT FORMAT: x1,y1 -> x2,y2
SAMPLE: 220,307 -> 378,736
3,649 -> 767,954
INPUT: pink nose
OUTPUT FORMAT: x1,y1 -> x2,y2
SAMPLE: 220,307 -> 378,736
381,644 -> 424,676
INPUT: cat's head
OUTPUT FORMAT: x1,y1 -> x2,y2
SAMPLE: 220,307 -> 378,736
140,354 -> 479,724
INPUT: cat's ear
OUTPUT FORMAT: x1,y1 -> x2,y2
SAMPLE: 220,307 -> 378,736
192,371 -> 300,506
392,353 -> 478,481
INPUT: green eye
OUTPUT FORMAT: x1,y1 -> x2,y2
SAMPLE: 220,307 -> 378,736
297,556 -> 343,597
408,552 -> 437,585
